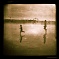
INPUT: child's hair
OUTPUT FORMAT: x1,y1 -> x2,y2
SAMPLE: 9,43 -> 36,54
20,25 -> 22,26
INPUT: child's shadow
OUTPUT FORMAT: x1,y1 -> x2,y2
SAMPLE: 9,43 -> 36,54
43,29 -> 47,44
20,32 -> 25,43
20,35 -> 22,43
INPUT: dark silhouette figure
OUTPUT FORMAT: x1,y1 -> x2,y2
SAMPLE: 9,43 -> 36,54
43,20 -> 47,44
20,25 -> 25,43
20,25 -> 25,32
44,20 -> 47,30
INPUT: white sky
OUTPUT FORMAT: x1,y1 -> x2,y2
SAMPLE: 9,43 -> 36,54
4,4 -> 56,21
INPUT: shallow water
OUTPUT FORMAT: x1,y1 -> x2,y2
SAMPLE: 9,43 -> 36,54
3,23 -> 56,56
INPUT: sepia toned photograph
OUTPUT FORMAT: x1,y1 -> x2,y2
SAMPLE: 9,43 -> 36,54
4,4 -> 56,56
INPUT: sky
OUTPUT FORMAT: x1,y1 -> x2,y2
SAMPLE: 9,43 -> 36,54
4,4 -> 56,21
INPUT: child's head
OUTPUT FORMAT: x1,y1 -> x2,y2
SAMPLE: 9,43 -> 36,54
45,20 -> 46,21
20,25 -> 22,27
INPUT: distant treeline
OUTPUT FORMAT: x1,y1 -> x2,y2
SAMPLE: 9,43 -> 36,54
4,19 -> 56,24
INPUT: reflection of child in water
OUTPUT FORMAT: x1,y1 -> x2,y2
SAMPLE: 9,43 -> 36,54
43,34 -> 46,44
